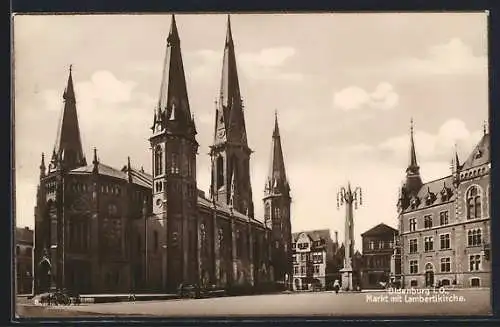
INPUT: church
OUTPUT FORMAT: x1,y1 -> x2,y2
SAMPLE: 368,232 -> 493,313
33,15 -> 293,294
393,120 -> 491,288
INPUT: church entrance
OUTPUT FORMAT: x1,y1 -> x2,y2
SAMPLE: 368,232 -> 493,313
36,257 -> 52,294
425,263 -> 434,287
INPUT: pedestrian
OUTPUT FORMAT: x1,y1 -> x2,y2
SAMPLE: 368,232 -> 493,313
333,279 -> 340,294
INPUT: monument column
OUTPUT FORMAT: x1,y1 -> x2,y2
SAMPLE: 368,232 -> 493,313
337,182 -> 363,291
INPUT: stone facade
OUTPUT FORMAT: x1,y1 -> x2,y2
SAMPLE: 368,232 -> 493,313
394,121 -> 491,288
32,15 -> 290,295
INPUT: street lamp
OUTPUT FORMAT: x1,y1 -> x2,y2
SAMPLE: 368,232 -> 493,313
336,182 -> 363,291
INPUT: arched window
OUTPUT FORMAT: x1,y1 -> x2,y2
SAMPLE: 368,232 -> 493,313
216,156 -> 224,189
467,186 -> 482,219
264,203 -> 271,221
274,207 -> 281,220
154,146 -> 163,176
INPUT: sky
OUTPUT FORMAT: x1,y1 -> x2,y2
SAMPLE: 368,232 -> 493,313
13,13 -> 488,251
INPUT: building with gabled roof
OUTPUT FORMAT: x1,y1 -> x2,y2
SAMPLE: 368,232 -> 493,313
291,229 -> 342,290
32,15 -> 291,295
361,223 -> 398,289
394,120 -> 491,289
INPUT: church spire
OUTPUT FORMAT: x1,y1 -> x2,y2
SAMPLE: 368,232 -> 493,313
265,111 -> 290,197
52,65 -> 86,171
405,118 -> 422,194
39,153 -> 46,179
220,15 -> 240,108
407,118 -> 418,171
214,15 -> 248,146
454,143 -> 460,170
152,15 -> 194,137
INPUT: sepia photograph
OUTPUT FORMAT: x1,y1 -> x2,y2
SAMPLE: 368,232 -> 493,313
13,12 -> 491,318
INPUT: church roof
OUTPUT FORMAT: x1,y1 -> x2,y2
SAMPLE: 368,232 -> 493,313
461,133 -> 490,170
361,223 -> 398,237
70,163 -> 152,189
197,193 -> 266,227
70,161 -> 267,227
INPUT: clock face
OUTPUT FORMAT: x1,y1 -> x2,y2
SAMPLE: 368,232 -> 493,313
156,198 -> 163,208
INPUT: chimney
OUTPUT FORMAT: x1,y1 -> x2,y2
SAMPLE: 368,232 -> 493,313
335,231 -> 339,244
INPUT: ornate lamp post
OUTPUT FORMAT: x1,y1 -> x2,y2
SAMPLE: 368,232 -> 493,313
337,182 -> 362,291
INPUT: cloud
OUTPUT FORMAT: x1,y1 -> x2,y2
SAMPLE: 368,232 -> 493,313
333,82 -> 399,111
391,38 -> 487,76
76,71 -> 137,104
339,118 -> 484,168
238,47 -> 303,82
239,47 -> 296,68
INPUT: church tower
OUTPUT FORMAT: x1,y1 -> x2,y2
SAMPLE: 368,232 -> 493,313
263,112 -> 292,284
210,15 -> 254,218
404,119 -> 423,195
149,15 -> 199,290
34,66 -> 87,293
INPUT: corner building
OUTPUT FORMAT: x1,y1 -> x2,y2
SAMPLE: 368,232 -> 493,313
394,121 -> 491,289
32,15 -> 291,294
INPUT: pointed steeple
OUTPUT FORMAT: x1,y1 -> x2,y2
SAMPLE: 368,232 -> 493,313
454,143 -> 460,170
92,148 -> 99,174
220,15 -> 240,108
407,118 -> 419,171
39,153 -> 46,179
53,66 -> 86,171
153,15 -> 194,136
127,156 -> 132,183
265,112 -> 290,197
405,118 -> 423,194
214,15 -> 248,146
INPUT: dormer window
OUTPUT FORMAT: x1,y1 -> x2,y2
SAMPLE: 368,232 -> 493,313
440,189 -> 448,201
410,196 -> 420,209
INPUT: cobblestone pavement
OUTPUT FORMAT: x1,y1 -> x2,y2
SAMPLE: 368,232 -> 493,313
16,288 -> 491,318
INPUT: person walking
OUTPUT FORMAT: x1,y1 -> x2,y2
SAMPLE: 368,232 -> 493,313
333,279 -> 340,294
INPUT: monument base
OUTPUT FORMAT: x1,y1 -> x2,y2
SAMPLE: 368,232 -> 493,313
340,267 -> 353,291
